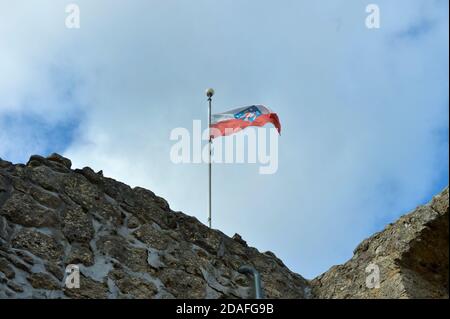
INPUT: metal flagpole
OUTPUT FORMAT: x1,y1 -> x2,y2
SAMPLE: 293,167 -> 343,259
206,88 -> 214,228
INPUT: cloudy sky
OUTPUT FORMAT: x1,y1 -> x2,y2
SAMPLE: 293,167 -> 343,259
0,0 -> 448,278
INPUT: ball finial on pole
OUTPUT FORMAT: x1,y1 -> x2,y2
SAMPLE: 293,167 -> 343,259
206,88 -> 215,98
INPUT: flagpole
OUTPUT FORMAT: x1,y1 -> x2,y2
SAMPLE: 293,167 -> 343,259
206,88 -> 214,228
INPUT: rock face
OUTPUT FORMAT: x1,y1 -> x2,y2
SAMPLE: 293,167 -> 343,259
0,154 -> 308,299
0,153 -> 448,299
311,187 -> 449,299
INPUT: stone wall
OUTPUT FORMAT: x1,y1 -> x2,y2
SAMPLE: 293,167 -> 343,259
311,188 -> 448,298
1,153 -> 448,299
0,154 -> 309,299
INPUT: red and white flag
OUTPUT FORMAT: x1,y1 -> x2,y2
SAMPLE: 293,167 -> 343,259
210,105 -> 281,139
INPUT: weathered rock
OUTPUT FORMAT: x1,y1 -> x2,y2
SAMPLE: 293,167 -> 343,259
63,174 -> 101,210
1,192 -> 59,228
0,174 -> 8,192
232,233 -> 247,246
61,205 -> 94,243
6,280 -> 24,293
26,155 -> 47,168
28,272 -> 61,290
160,268 -> 206,299
14,250 -> 35,265
0,250 -> 32,273
46,153 -> 72,170
96,235 -> 150,273
29,165 -> 62,192
94,198 -> 123,226
311,187 -> 449,299
133,224 -> 171,250
109,269 -> 158,298
63,275 -> 109,299
29,186 -> 62,209
127,216 -> 140,229
12,228 -> 64,262
45,262 -> 65,281
66,243 -> 94,266
0,153 -> 446,299
0,216 -> 14,244
0,158 -> 12,168
74,167 -> 103,185
0,258 -> 15,279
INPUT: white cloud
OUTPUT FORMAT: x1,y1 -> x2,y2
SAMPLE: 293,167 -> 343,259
0,0 -> 448,278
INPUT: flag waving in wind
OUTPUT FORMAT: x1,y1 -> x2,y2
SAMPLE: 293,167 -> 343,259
210,105 -> 281,138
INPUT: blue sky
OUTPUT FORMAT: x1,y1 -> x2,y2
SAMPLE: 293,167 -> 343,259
0,0 -> 448,278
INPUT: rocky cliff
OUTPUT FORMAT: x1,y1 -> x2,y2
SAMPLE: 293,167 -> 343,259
0,154 -> 308,299
0,153 -> 448,299
311,187 -> 449,299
